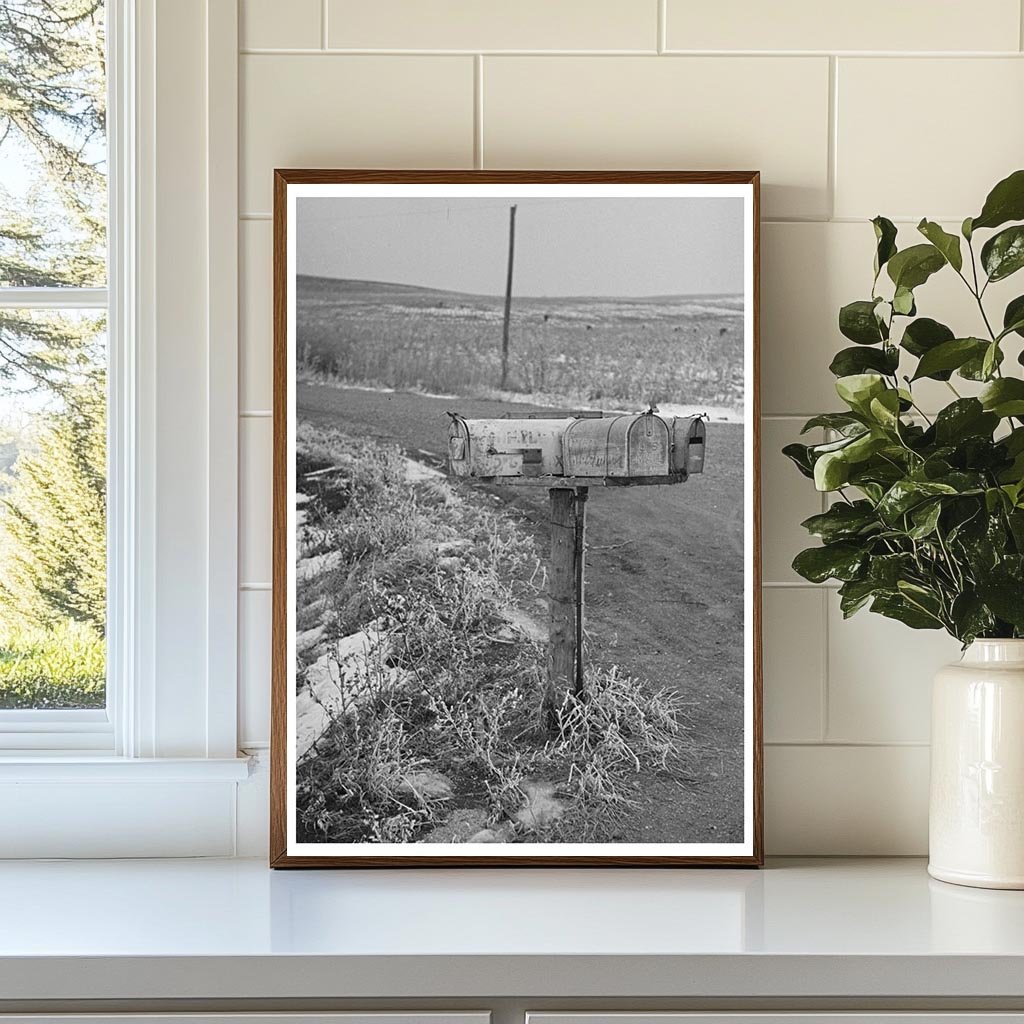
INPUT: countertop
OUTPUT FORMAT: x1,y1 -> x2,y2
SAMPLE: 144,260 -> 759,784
2,857 -> 1024,1003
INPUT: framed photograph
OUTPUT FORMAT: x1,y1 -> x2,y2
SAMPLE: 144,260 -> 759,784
270,170 -> 762,867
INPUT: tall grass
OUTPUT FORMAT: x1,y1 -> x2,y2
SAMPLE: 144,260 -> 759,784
0,620 -> 105,709
297,278 -> 744,409
295,422 -> 692,844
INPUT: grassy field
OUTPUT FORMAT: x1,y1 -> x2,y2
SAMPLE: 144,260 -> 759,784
0,620 -> 105,709
296,276 -> 744,411
294,421 -> 691,844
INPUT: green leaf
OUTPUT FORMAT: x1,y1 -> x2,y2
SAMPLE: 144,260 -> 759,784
971,169 -> 1024,232
911,337 -> 987,380
835,373 -> 887,413
838,578 -> 881,618
839,299 -> 887,345
1003,295 -> 1024,339
800,501 -> 879,543
982,341 -> 1001,381
829,345 -> 899,378
976,578 -> 1024,629
917,219 -> 963,272
868,389 -> 902,430
872,216 -> 898,277
871,594 -> 942,630
814,450 -> 851,491
900,317 -> 955,359
887,243 -> 946,291
792,543 -> 866,584
960,343 -> 1004,381
877,479 -> 957,523
908,500 -> 942,539
962,216 -> 974,241
950,592 -> 995,644
782,442 -> 814,479
980,378 -> 1024,418
868,552 -> 915,587
892,286 -> 916,316
800,412 -> 865,435
981,225 -> 1024,282
933,399 -> 999,444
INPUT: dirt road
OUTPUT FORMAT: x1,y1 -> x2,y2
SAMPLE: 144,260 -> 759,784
298,383 -> 747,842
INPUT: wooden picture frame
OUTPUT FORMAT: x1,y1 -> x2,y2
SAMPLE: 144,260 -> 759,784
271,170 -> 762,867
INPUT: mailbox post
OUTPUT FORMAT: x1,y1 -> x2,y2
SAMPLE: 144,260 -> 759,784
448,410 -> 706,732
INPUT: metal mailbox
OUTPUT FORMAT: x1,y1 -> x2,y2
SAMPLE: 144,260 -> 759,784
447,416 -> 576,479
447,411 -> 705,484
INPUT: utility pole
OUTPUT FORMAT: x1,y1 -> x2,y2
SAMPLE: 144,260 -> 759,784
500,203 -> 517,389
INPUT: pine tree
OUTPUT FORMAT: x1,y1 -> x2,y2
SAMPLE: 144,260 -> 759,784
0,374 -> 105,632
0,1 -> 107,641
0,0 -> 106,394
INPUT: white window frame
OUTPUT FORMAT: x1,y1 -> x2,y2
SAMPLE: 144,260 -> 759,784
0,0 -> 249,856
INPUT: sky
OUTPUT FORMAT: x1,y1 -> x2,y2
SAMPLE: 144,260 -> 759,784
295,196 -> 745,298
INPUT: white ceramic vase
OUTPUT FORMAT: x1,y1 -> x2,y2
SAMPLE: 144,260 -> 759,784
929,639 -> 1024,889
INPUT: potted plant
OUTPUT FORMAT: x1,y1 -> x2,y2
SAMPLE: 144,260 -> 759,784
785,169 -> 1024,889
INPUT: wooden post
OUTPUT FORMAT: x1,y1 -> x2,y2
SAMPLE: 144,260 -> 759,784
573,487 -> 587,695
500,203 -> 517,389
545,486 -> 587,730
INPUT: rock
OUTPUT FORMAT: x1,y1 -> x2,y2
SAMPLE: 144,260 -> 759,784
467,822 -> 513,843
435,539 -> 472,556
514,781 -> 566,830
499,607 -> 546,643
398,770 -> 453,803
420,809 -> 489,844
403,457 -> 443,483
295,688 -> 331,762
295,624 -> 325,655
298,625 -> 408,759
296,550 -> 342,581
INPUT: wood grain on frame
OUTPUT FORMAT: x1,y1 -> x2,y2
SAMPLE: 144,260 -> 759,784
270,169 -> 762,868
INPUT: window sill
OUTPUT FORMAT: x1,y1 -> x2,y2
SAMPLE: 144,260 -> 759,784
0,754 -> 252,782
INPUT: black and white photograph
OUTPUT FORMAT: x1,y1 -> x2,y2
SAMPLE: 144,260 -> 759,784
272,172 -> 761,866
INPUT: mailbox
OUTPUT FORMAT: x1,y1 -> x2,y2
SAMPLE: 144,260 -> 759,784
447,411 -> 705,484
447,416 -> 576,479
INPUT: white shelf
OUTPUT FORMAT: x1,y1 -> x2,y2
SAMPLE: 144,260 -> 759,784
1,857 -> 1023,1003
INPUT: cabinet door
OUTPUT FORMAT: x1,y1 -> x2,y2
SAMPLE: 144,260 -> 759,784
0,1015 -> 489,1024
528,1015 -> 1024,1024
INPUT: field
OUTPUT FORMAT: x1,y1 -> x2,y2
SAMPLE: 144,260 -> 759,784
296,276 -> 745,413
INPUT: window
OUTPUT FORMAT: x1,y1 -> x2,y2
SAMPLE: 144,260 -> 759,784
0,1 -> 110,742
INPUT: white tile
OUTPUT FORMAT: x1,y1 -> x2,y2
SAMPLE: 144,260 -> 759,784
241,0 -> 321,50
765,744 -> 929,854
240,416 -> 273,586
762,221 -> 1021,416
240,55 -> 474,214
827,595 -> 961,744
666,0 -> 1020,53
483,56 -> 830,219
240,219 -> 272,411
836,58 -> 1024,221
239,589 -> 272,747
762,587 -> 824,743
760,417 -> 824,584
328,0 -> 657,51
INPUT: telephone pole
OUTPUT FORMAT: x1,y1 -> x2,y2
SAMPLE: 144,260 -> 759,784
500,203 -> 517,389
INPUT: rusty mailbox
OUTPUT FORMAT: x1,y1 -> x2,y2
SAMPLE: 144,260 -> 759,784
446,409 -> 707,725
447,411 -> 705,484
